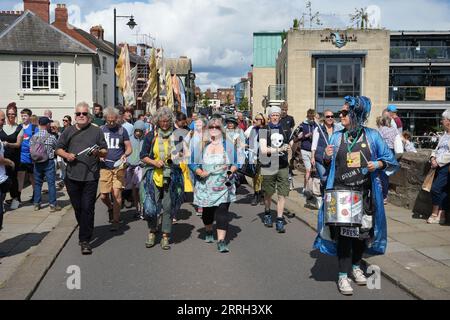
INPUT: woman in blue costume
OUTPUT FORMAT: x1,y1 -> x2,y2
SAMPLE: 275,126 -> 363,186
313,96 -> 399,295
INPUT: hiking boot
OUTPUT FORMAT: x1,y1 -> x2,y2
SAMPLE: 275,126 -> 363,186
205,231 -> 215,243
160,236 -> 171,250
264,211 -> 273,228
251,193 -> 258,206
80,242 -> 92,255
276,219 -> 286,233
145,232 -> 156,248
49,205 -> 62,212
217,240 -> 229,253
352,267 -> 367,286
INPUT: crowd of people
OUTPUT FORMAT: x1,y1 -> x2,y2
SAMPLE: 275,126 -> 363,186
0,97 -> 448,297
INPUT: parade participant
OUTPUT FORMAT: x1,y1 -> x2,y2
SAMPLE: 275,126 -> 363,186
56,102 -> 108,254
188,116 -> 208,216
140,107 -> 184,250
0,110 -> 15,229
311,109 -> 342,189
99,107 -> 132,231
17,108 -> 37,206
92,103 -> 105,126
31,117 -> 61,212
189,112 -> 199,130
427,109 -> 450,224
1,103 -> 23,210
279,102 -> 295,189
294,109 -> 317,194
61,115 -> 72,133
314,96 -> 399,295
126,120 -> 146,218
237,112 -> 248,131
259,106 -> 293,233
121,106 -> 135,137
248,113 -> 266,206
189,117 -> 238,253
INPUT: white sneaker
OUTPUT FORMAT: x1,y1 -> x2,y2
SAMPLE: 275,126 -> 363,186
10,199 -> 20,210
338,276 -> 353,295
352,267 -> 367,286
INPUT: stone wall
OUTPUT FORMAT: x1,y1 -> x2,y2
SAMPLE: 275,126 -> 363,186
388,150 -> 433,217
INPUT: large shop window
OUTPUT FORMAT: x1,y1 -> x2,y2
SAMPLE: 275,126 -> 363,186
317,58 -> 361,99
21,61 -> 60,91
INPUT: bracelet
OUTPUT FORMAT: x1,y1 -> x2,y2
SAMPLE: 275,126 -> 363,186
373,161 -> 380,169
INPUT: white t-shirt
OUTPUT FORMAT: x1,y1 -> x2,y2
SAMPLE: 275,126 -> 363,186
0,143 -> 8,184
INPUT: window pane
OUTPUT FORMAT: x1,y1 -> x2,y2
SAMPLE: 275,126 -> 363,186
340,65 -> 353,84
326,65 -> 338,84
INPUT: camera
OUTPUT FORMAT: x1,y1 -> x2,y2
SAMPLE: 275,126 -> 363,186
225,171 -> 236,187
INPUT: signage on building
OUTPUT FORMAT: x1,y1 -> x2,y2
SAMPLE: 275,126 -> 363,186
321,32 -> 358,48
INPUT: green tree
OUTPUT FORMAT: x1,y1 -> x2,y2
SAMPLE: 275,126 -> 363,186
293,18 -> 299,29
202,94 -> 210,108
238,97 -> 249,111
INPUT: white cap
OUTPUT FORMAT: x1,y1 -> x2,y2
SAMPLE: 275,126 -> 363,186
268,106 -> 281,116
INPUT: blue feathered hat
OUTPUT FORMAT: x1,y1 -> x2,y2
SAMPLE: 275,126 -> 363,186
344,95 -> 371,128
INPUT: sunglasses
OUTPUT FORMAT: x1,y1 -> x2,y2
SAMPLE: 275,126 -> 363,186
208,126 -> 221,130
339,110 -> 349,117
75,112 -> 89,117
63,119 -> 68,122
325,115 -> 334,119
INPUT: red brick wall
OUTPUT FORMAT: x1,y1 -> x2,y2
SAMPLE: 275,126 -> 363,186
24,0 -> 50,23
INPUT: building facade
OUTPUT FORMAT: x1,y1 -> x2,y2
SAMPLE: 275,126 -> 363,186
217,88 -> 235,106
252,32 -> 283,117
276,29 -> 390,127
389,31 -> 450,135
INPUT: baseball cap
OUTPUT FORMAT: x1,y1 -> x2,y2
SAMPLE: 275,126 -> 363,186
387,105 -> 398,112
39,116 -> 53,125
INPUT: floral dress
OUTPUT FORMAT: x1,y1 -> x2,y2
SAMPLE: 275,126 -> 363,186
193,151 -> 236,208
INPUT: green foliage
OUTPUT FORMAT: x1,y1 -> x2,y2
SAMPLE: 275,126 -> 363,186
238,97 -> 249,111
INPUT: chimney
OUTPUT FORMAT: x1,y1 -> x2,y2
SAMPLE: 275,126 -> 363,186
23,0 -> 50,23
129,46 -> 137,55
53,3 -> 68,27
90,25 -> 104,40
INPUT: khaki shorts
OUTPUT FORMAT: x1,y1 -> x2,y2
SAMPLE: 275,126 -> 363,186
99,168 -> 126,194
261,167 -> 290,197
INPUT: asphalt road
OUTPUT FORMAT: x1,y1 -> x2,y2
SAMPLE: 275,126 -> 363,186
32,186 -> 414,300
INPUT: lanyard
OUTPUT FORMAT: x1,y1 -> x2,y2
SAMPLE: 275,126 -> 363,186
344,128 -> 362,153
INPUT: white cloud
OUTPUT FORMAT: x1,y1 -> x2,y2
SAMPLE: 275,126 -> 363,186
18,0 -> 449,91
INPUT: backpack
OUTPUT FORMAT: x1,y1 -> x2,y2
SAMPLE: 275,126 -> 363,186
30,132 -> 49,163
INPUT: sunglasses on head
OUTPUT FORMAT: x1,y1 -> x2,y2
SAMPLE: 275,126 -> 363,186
75,112 -> 89,117
339,110 -> 349,117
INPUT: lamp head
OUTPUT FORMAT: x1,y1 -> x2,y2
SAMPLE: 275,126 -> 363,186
127,16 -> 137,30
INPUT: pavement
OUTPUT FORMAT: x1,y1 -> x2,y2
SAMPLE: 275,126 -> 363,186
0,169 -> 448,299
284,170 -> 450,300
0,183 -> 77,300
31,184 -> 412,300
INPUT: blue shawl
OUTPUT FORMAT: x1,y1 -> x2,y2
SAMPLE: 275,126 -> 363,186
313,127 -> 399,256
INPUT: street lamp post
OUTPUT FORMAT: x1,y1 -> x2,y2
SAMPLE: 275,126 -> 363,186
113,8 -> 137,106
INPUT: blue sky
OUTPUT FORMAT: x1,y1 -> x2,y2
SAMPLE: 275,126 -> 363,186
2,0 -> 450,90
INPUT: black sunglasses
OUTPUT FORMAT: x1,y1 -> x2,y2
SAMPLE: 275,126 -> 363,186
339,110 -> 349,117
325,115 -> 334,119
208,126 -> 221,129
75,112 -> 89,117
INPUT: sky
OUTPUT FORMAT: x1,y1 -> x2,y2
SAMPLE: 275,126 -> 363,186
2,0 -> 450,91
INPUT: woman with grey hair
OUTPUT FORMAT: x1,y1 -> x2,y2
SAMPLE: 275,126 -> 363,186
427,108 -> 450,224
188,117 -> 239,253
140,107 -> 184,250
377,114 -> 400,204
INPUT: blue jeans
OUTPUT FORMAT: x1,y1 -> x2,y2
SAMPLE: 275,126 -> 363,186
431,164 -> 450,210
34,160 -> 56,206
315,162 -> 327,185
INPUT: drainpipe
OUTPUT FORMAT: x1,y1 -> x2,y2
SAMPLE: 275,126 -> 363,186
74,54 -> 78,105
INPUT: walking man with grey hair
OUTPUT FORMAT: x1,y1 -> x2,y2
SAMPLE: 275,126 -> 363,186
56,102 -> 108,255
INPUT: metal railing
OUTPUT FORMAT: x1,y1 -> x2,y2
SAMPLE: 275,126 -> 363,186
389,86 -> 450,102
412,134 -> 442,149
268,84 -> 286,101
390,46 -> 450,61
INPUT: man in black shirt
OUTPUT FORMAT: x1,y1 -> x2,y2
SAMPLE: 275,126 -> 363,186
56,102 -> 108,255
